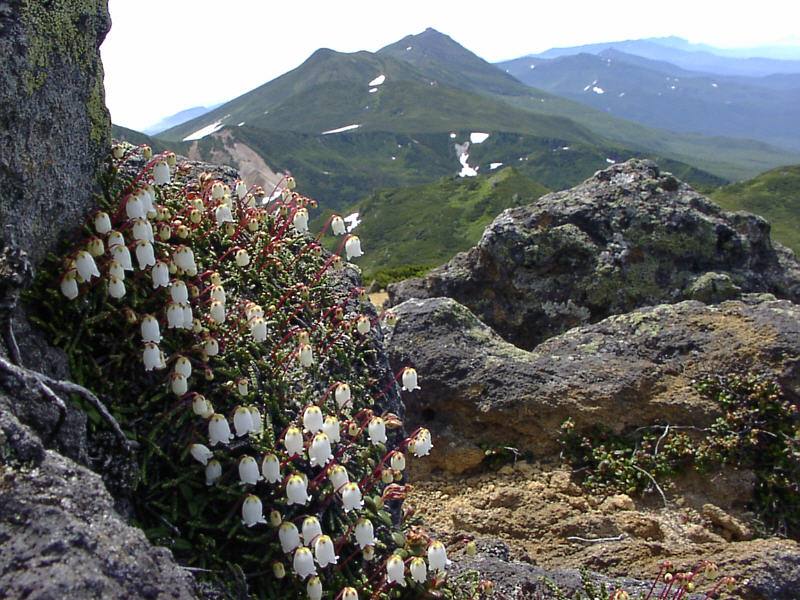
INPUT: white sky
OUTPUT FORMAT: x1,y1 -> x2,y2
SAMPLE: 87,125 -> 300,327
102,0 -> 800,130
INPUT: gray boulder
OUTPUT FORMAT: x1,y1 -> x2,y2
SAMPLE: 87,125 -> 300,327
389,159 -> 800,350
385,294 -> 800,473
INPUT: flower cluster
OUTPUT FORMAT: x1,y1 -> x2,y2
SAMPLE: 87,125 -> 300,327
36,143 -> 449,598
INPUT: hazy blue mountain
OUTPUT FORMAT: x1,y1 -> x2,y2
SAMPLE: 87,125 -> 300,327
651,36 -> 800,61
498,50 -> 800,150
529,38 -> 800,77
142,105 -> 220,135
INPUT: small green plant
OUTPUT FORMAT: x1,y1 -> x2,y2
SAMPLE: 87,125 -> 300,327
27,142 -> 450,598
559,373 -> 800,537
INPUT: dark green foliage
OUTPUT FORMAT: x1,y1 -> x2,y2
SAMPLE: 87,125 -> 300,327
711,165 -> 800,254
559,373 -> 800,537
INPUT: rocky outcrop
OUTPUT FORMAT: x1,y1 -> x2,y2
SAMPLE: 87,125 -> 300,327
0,0 -> 111,265
0,404 -> 198,599
389,160 -> 800,350
385,294 -> 800,474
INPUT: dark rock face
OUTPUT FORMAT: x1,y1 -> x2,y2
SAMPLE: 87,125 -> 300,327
385,295 -> 800,473
0,0 -> 111,265
0,405 -> 198,599
389,160 -> 800,350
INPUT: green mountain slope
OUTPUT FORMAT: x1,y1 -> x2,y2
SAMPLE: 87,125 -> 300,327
496,50 -> 800,151
328,167 -> 549,283
711,165 -> 800,254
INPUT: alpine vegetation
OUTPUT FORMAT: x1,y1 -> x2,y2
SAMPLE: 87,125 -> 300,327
30,142 -> 444,598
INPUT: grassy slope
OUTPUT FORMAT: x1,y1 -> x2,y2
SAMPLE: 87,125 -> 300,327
323,167 -> 549,282
711,165 -> 800,254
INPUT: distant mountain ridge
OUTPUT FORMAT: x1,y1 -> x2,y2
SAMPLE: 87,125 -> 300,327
143,105 -> 220,135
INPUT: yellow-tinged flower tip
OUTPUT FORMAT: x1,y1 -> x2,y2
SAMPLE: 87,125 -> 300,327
272,561 -> 286,579
241,494 -> 266,527
341,482 -> 363,512
283,427 -> 304,457
389,451 -> 406,472
211,181 -> 225,200
386,554 -> 406,586
313,535 -> 337,568
94,211 -> 112,234
306,576 -> 322,600
342,587 -> 358,600
410,557 -> 427,584
427,540 -> 449,573
238,455 -> 262,485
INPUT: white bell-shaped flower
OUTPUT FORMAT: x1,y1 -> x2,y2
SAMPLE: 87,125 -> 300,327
235,180 -> 248,200
279,522 -> 301,553
342,588 -> 358,600
94,211 -> 112,234
313,535 -> 337,567
293,208 -> 309,233
303,406 -> 323,433
60,271 -> 79,300
208,414 -> 233,446
167,302 -> 184,329
329,465 -> 349,492
132,218 -> 153,242
173,356 -> 192,378
410,557 -> 427,584
203,336 -> 219,356
209,300 -> 226,324
140,188 -> 155,215
331,215 -> 346,236
261,453 -> 281,483
173,246 -> 196,274
237,377 -> 248,395
354,518 -> 375,549
235,248 -> 250,267
234,406 -> 254,437
427,541 -> 449,573
286,474 -> 311,506
106,261 -> 124,283
301,516 -> 322,546
170,280 -> 188,303
284,427 -> 304,457
171,373 -> 188,397
250,317 -> 267,342
210,284 -> 226,303
241,494 -> 266,527
390,451 -> 406,472
306,576 -> 322,600
142,342 -> 162,371
249,407 -> 263,434
238,455 -> 262,485
192,395 -> 214,418
341,482 -> 363,512
205,459 -> 222,486
367,417 -> 387,445
322,416 -> 340,443
356,316 -> 371,335
245,303 -> 264,320
152,261 -> 169,289
402,367 -> 420,391
293,547 -> 317,580
189,443 -> 213,465
108,275 -> 126,299
210,181 -> 224,200
125,195 -> 145,220
182,303 -> 193,329
215,204 -> 234,227
386,554 -> 406,586
75,251 -> 100,282
141,315 -> 161,343
153,160 -> 170,186
345,235 -> 363,260
111,244 -> 133,271
135,240 -> 156,269
410,428 -> 433,457
298,344 -> 313,367
308,432 -> 332,467
334,383 -> 351,410
108,230 -> 125,248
